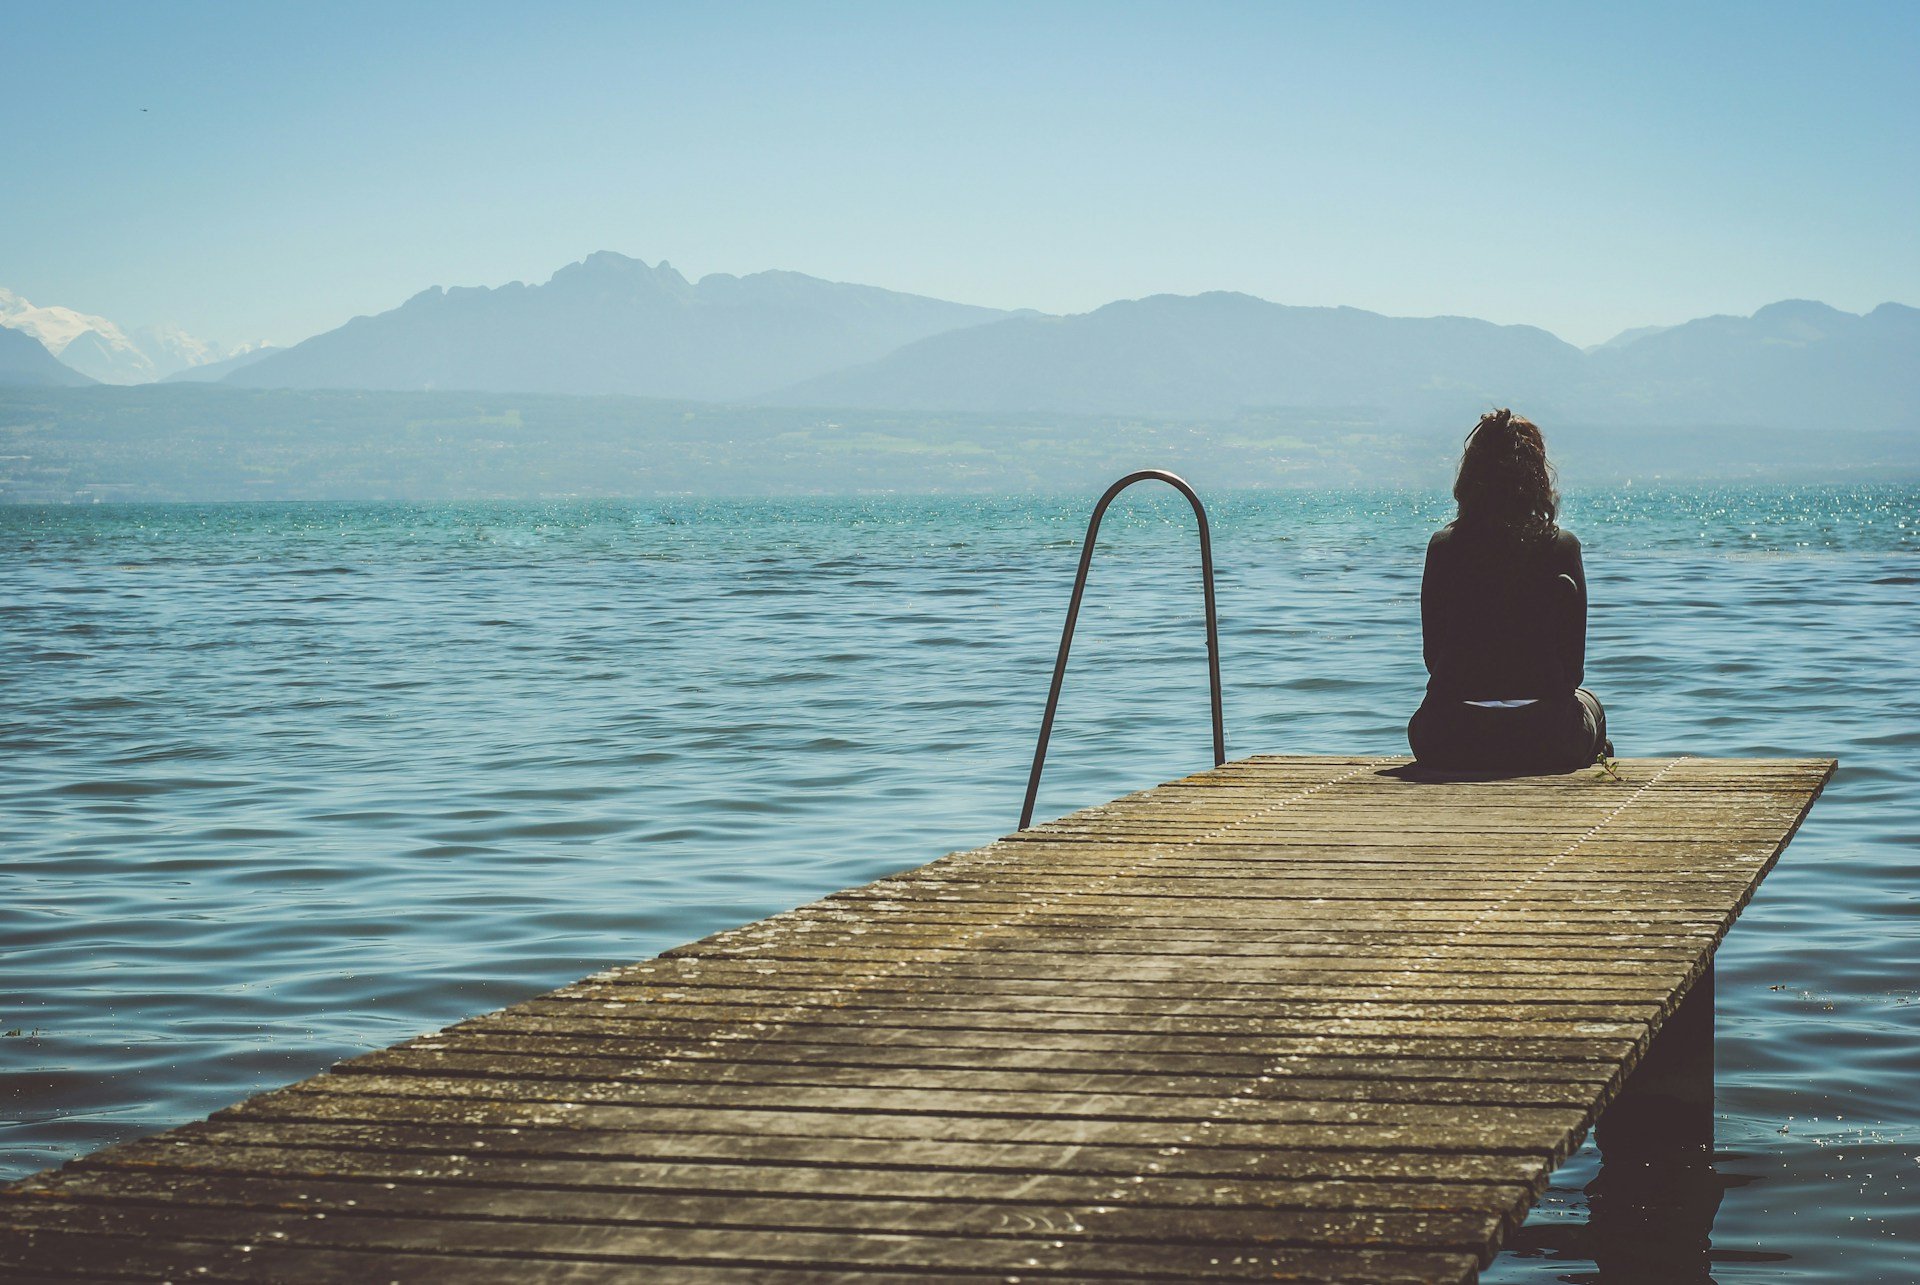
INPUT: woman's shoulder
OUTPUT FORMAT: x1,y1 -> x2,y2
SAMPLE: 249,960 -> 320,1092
1423,523 -> 1459,565
1543,525 -> 1585,571
1428,521 -> 1580,556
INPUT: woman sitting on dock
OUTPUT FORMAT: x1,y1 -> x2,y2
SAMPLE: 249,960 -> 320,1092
1409,408 -> 1611,772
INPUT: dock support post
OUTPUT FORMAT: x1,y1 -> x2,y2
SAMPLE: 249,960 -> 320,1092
1588,963 -> 1722,1281
1597,962 -> 1715,1156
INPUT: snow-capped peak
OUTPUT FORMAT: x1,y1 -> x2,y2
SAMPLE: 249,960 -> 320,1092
0,286 -> 138,355
0,287 -> 236,383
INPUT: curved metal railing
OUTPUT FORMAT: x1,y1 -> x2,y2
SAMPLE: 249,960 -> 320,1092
1019,470 -> 1224,830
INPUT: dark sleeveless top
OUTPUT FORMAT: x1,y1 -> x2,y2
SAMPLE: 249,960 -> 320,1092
1420,522 -> 1586,702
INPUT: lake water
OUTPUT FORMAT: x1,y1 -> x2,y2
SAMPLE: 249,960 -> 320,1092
2,487 -> 1915,1281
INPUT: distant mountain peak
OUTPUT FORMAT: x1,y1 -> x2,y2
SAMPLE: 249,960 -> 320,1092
545,251 -> 693,298
1752,298 -> 1846,322
227,252 -> 1010,400
575,248 -> 671,272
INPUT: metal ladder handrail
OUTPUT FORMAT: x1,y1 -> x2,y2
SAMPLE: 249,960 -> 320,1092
1020,469 -> 1224,830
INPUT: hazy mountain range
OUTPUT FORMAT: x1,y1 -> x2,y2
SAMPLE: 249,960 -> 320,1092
781,294 -> 1920,429
777,292 -> 1583,422
226,252 -> 1009,401
2,254 -> 1914,429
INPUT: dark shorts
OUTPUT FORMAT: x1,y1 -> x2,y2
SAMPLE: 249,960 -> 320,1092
1408,688 -> 1608,774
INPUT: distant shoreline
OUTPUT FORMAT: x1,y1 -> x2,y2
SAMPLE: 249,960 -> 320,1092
2,384 -> 1915,505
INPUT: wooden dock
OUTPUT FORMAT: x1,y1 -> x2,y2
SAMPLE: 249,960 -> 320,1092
1,754 -> 1832,1283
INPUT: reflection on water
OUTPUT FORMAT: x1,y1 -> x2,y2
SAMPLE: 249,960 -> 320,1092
1,485 -> 1916,1280
1520,969 -> 1727,1284
1504,1144 -> 1743,1285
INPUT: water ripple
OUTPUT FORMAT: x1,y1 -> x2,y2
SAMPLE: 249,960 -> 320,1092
1,486 -> 1917,1280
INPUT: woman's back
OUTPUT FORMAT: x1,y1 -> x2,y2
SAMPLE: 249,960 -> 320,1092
1421,521 -> 1585,701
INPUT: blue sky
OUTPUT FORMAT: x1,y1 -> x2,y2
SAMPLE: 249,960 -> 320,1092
3,1 -> 1915,348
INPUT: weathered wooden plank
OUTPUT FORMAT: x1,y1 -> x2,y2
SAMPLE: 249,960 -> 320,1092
245,1073 -> 1599,1136
0,754 -> 1832,1283
65,1139 -> 1536,1212
214,1087 -> 1598,1157
25,1168 -> 1519,1260
336,1050 -> 1611,1108
486,1001 -> 1656,1040
591,959 -> 1683,996
390,1034 -> 1627,1082
442,1015 -> 1646,1062
537,987 -> 1670,1023
545,989 -> 1672,1020
0,1232 -> 1009,1285
147,1119 -> 1560,1184
0,1204 -> 1482,1281
675,940 -> 1718,966
606,922 -> 1718,958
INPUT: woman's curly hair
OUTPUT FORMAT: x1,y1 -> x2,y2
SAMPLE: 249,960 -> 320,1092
1452,408 -> 1558,543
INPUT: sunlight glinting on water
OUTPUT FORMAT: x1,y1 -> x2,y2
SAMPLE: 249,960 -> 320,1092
1,485 -> 1915,1280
